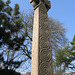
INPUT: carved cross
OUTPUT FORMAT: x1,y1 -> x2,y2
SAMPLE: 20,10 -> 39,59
30,0 -> 51,10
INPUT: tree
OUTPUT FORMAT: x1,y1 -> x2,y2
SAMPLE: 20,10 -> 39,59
48,17 -> 68,74
49,17 -> 68,55
0,0 -> 31,70
55,45 -> 71,69
0,0 -> 68,72
55,35 -> 75,72
70,34 -> 75,70
21,14 -> 68,56
71,34 -> 75,51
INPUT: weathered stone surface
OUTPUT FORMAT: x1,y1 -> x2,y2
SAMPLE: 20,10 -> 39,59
30,0 -> 53,75
31,4 -> 39,75
29,0 -> 51,11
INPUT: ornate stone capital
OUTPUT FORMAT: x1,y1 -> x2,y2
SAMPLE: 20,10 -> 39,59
29,0 -> 51,11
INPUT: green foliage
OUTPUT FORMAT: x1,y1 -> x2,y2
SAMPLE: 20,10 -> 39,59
14,4 -> 19,15
55,35 -> 75,69
71,35 -> 75,45
0,0 -> 5,11
6,0 -> 11,5
70,35 -> 75,61
0,0 -> 31,70
0,0 -> 23,49
56,45 -> 71,67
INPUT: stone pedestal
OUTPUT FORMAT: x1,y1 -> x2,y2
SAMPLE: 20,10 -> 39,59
30,0 -> 53,75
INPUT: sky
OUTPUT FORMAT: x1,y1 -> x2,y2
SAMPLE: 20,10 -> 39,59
8,0 -> 75,42
4,0 -> 75,72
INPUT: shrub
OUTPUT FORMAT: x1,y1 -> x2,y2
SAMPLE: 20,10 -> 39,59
0,68 -> 20,75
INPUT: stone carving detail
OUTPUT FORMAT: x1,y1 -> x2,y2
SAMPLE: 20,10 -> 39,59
30,0 -> 51,10
30,0 -> 53,75
39,37 -> 52,75
38,2 -> 53,75
39,62 -> 50,75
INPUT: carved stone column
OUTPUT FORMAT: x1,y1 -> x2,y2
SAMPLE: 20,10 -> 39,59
29,0 -> 53,75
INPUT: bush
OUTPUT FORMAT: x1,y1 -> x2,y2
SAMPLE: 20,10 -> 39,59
0,68 -> 21,75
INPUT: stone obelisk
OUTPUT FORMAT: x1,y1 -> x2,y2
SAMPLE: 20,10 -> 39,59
29,0 -> 53,75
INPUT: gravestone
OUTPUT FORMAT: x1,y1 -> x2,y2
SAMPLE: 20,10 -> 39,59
29,0 -> 53,75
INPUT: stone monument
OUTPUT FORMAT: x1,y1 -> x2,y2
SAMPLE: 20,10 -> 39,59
29,0 -> 53,75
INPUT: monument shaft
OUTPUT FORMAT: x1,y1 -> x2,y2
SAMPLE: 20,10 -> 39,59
30,1 -> 53,75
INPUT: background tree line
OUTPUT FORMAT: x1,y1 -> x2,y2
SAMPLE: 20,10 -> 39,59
0,0 -> 75,75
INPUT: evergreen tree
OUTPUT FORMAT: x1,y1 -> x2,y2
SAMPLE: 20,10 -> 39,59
55,35 -> 75,71
0,0 -> 31,70
70,34 -> 75,62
